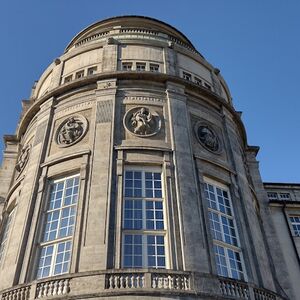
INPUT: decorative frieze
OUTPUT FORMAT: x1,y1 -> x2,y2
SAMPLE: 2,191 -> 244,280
123,96 -> 165,104
96,100 -> 113,123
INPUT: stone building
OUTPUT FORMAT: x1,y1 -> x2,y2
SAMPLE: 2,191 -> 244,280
0,16 -> 299,300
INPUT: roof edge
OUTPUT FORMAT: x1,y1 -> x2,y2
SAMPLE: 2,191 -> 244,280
65,15 -> 198,53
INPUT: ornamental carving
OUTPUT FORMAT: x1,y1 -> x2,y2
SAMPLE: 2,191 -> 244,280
123,107 -> 161,137
195,124 -> 221,153
56,115 -> 88,147
16,144 -> 31,172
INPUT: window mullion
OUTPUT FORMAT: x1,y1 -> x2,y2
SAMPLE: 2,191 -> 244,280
142,235 -> 147,268
224,247 -> 232,278
218,213 -> 226,243
49,243 -> 57,277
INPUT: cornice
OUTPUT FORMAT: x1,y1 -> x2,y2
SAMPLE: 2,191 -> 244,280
17,72 -> 248,148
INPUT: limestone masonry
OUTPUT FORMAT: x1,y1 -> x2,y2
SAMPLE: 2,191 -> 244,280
0,16 -> 299,300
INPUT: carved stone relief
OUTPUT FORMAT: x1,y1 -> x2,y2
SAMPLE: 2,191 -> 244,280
195,123 -> 221,153
15,144 -> 31,172
123,106 -> 161,137
56,115 -> 88,147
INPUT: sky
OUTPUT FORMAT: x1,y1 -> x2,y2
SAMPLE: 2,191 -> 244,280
0,0 -> 299,183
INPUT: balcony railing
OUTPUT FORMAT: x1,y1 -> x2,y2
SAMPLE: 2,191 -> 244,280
0,270 -> 284,300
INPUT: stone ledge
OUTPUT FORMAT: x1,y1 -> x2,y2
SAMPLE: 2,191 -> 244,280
0,270 -> 285,300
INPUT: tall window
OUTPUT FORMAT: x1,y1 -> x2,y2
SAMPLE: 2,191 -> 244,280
290,216 -> 300,236
0,209 -> 15,264
122,168 -> 166,269
36,175 -> 80,279
204,180 -> 246,281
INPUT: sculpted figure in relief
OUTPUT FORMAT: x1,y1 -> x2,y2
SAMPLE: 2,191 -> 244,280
58,117 -> 84,145
198,126 -> 219,152
130,107 -> 153,135
15,144 -> 31,172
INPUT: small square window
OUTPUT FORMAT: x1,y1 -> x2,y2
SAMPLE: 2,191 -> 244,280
279,193 -> 291,200
204,83 -> 212,90
136,63 -> 146,71
87,66 -> 97,75
194,77 -> 202,86
150,64 -> 159,72
183,72 -> 192,81
75,71 -> 84,79
64,75 -> 73,83
122,62 -> 132,71
267,192 -> 278,201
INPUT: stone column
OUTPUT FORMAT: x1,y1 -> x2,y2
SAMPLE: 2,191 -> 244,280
79,79 -> 117,271
166,81 -> 209,272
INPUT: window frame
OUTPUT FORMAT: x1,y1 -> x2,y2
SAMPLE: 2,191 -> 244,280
204,178 -> 247,281
289,215 -> 300,237
149,63 -> 160,72
64,75 -> 73,83
0,208 -> 16,265
36,174 -> 80,279
87,66 -> 97,76
75,70 -> 84,79
182,71 -> 192,81
136,62 -> 146,72
121,166 -> 168,269
122,62 -> 133,71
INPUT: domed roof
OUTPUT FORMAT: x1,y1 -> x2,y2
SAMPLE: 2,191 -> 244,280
65,15 -> 200,55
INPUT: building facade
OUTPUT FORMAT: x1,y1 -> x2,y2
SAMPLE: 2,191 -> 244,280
0,16 -> 298,300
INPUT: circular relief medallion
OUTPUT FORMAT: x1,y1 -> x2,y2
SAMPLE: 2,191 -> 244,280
16,144 -> 31,172
195,123 -> 221,153
123,107 -> 161,137
56,115 -> 88,147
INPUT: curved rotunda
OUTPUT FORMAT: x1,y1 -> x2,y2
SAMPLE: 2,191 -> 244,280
0,16 -> 294,300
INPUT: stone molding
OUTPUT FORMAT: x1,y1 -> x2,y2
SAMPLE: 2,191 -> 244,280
123,96 -> 165,104
0,271 -> 282,300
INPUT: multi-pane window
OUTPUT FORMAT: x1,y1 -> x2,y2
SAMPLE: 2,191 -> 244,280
64,75 -> 73,83
290,216 -> 300,236
75,70 -> 84,79
87,66 -> 97,75
267,192 -> 291,201
136,62 -> 146,71
279,193 -> 291,200
204,82 -> 212,90
267,192 -> 278,201
122,169 -> 166,269
183,71 -> 192,81
194,77 -> 202,86
204,181 -> 245,281
150,63 -> 159,72
122,62 -> 132,71
0,209 -> 15,263
36,175 -> 80,279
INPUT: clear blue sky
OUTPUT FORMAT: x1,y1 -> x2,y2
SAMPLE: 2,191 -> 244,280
0,0 -> 299,182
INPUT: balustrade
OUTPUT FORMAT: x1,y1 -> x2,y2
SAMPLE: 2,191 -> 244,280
36,279 -> 70,298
